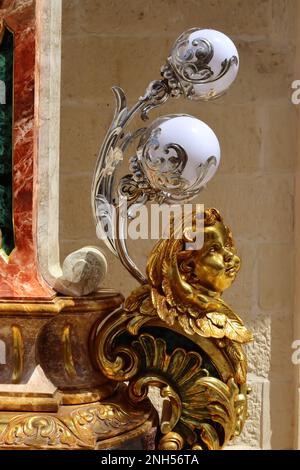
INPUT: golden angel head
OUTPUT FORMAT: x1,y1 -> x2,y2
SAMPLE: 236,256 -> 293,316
125,207 -> 252,383
147,207 -> 241,296
176,207 -> 240,294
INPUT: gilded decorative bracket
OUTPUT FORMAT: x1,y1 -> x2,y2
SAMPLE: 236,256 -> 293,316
90,209 -> 252,450
89,27 -> 251,451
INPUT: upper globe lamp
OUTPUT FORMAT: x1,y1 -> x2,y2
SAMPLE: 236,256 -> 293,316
163,28 -> 239,100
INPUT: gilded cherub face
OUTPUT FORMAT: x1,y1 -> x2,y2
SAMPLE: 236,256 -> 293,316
192,220 -> 240,293
179,220 -> 240,294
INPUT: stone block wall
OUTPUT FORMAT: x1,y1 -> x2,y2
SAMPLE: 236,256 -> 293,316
60,0 -> 299,449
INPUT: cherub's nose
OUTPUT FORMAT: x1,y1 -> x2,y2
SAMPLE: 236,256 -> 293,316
223,249 -> 234,262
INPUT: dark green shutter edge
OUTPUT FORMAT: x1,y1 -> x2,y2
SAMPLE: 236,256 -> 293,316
0,26 -> 14,257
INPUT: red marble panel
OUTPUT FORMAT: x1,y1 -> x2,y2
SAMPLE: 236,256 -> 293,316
0,0 -> 53,299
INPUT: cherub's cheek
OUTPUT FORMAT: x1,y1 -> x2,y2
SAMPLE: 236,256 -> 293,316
206,257 -> 225,272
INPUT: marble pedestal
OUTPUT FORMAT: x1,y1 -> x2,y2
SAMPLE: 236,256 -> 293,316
0,0 -> 159,450
0,291 -> 157,449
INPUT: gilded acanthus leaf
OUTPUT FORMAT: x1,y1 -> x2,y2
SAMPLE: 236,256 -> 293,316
124,284 -> 150,312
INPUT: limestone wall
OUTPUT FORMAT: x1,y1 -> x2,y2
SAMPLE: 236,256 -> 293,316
60,0 -> 299,449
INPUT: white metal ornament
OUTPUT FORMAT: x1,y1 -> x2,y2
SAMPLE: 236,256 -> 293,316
91,28 -> 239,283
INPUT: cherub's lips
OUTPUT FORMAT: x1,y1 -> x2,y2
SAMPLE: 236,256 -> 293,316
225,265 -> 236,276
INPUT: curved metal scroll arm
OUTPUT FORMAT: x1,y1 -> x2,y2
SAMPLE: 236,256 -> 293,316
91,80 -> 172,283
115,197 -> 148,285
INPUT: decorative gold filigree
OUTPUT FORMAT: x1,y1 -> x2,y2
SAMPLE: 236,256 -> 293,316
129,334 -> 247,450
91,208 -> 252,450
0,400 -> 146,449
68,403 -> 132,445
124,208 -> 252,385
158,432 -> 184,450
92,320 -> 249,449
0,415 -> 80,448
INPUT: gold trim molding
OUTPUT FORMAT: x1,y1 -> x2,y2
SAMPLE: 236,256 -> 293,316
0,387 -> 155,449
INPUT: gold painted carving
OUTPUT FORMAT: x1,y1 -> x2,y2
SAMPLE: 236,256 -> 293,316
62,324 -> 76,378
0,293 -> 154,450
11,325 -> 24,384
125,208 -> 252,385
0,415 -> 79,448
0,395 -> 148,449
91,208 -> 252,450
128,334 -> 248,450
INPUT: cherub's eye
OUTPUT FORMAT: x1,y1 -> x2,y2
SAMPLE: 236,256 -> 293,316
225,242 -> 236,254
209,245 -> 219,253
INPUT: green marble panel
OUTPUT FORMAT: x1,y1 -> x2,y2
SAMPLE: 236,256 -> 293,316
0,26 -> 14,257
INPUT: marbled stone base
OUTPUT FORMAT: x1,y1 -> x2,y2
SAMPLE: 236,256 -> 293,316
0,290 -> 123,387
0,290 -> 157,449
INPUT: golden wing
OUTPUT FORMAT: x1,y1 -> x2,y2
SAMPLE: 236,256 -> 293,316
191,312 -> 253,344
124,284 -> 151,312
146,238 -> 169,288
221,338 -> 248,385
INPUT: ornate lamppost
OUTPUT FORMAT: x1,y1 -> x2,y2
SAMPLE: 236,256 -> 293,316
0,0 -> 251,450
90,27 -> 252,450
